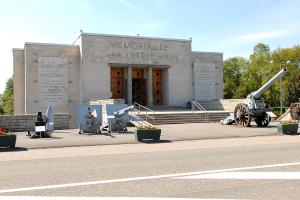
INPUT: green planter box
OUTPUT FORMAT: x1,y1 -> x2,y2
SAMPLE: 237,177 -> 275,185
277,124 -> 299,134
0,135 -> 16,148
135,129 -> 161,141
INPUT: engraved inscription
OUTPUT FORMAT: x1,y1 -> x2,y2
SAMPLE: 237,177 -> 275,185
106,40 -> 177,62
194,63 -> 217,100
38,57 -> 68,107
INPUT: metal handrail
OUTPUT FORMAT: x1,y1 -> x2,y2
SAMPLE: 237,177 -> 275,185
196,101 -> 206,111
191,100 -> 208,123
130,110 -> 155,127
132,102 -> 156,125
191,100 -> 206,112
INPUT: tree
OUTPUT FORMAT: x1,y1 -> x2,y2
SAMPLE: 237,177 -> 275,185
272,45 -> 300,106
285,69 -> 300,105
0,94 -> 3,115
249,43 -> 275,104
223,43 -> 300,107
223,57 -> 248,99
1,77 -> 14,115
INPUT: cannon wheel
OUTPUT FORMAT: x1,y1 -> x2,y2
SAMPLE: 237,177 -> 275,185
290,103 -> 300,120
234,103 -> 251,127
255,114 -> 271,127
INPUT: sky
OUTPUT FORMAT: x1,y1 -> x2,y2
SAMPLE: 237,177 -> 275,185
0,0 -> 300,93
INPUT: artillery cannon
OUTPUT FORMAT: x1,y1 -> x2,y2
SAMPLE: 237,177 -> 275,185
234,68 -> 287,127
290,98 -> 300,121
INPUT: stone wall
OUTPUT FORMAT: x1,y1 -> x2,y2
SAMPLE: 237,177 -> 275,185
13,49 -> 25,114
0,114 -> 70,132
199,99 -> 244,111
22,43 -> 80,128
192,52 -> 224,101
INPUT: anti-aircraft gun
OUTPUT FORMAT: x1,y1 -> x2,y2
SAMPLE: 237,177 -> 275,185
234,68 -> 287,127
109,105 -> 134,133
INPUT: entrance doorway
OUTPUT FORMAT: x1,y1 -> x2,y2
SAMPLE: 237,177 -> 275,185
152,68 -> 163,105
110,68 -> 125,99
132,68 -> 146,105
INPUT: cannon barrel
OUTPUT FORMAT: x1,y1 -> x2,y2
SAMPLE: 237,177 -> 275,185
252,68 -> 287,99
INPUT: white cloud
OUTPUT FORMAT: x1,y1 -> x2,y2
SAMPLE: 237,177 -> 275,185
117,0 -> 135,9
133,21 -> 166,36
138,22 -> 165,30
214,30 -> 293,48
238,31 -> 287,41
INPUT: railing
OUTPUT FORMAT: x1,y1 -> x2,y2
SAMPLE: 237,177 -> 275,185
131,102 -> 156,125
191,100 -> 206,112
191,100 -> 208,123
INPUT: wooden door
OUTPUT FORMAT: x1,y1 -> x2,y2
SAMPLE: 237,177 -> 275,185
111,68 -> 124,99
132,68 -> 146,105
152,69 -> 163,105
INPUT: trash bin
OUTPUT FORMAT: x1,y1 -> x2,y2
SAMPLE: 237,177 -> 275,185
186,101 -> 192,109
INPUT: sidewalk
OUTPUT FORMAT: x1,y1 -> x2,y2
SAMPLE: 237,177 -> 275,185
9,122 -> 291,150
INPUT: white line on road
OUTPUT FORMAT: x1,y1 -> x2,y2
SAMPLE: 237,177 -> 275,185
1,161 -> 300,194
0,197 -> 236,200
175,172 -> 300,180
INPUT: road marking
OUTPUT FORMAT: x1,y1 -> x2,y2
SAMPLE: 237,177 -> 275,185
0,197 -> 235,200
0,197 -> 236,200
1,161 -> 300,194
175,172 -> 300,180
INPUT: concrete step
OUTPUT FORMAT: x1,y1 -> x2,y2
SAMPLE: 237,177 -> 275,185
134,112 -> 230,125
130,120 -> 154,127
199,99 -> 243,111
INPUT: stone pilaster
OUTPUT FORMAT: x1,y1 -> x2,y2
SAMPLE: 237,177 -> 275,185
127,66 -> 132,105
147,67 -> 153,106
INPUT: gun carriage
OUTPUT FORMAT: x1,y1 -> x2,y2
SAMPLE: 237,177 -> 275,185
234,68 -> 287,127
290,98 -> 300,121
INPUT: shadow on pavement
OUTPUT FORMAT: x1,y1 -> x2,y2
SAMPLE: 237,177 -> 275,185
0,147 -> 28,152
282,133 -> 300,136
114,131 -> 134,135
26,136 -> 63,140
141,140 -> 172,144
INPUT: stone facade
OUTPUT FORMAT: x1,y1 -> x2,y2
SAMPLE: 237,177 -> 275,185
192,52 -> 224,100
13,49 -> 25,114
13,33 -> 224,128
13,43 -> 80,128
77,34 -> 193,106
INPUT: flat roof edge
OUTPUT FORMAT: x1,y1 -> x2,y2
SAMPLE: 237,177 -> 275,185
192,51 -> 223,55
25,42 -> 79,47
81,32 -> 191,42
12,48 -> 24,51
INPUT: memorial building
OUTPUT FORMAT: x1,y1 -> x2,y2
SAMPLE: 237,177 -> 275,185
13,32 -> 224,127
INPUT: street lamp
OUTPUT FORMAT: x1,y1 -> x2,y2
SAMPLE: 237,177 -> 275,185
270,60 -> 290,116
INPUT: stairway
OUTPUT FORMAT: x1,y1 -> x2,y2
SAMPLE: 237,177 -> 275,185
135,111 -> 230,125
128,102 -> 156,127
276,109 -> 291,121
130,114 -> 155,128
199,99 -> 243,111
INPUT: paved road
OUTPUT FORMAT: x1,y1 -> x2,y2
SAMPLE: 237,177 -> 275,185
1,135 -> 300,199
14,122 -> 282,149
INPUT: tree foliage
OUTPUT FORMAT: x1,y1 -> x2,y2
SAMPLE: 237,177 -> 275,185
286,70 -> 300,103
0,77 -> 14,115
223,57 -> 248,98
0,94 -> 3,115
224,43 -> 300,107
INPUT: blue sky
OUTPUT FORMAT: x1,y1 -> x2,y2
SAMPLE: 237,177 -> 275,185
1,0 -> 300,93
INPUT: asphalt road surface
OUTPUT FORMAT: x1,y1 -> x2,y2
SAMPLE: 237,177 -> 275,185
1,135 -> 300,199
14,122 -> 280,149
